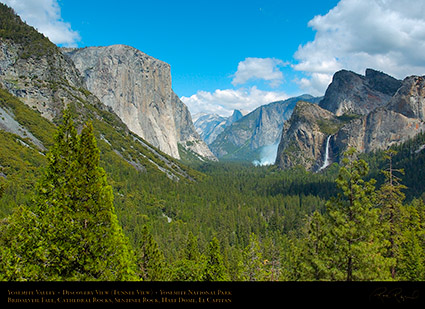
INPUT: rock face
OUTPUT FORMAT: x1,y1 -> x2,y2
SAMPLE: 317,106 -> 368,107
275,101 -> 340,171
387,76 -> 425,120
319,69 -> 402,116
333,107 -> 425,157
170,91 -> 217,161
0,39 -> 91,122
275,69 -> 425,171
64,45 -> 215,161
64,45 -> 177,157
209,95 -> 320,162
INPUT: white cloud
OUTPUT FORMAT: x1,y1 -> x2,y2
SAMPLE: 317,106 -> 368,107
2,0 -> 80,47
232,57 -> 286,87
181,86 -> 288,117
293,0 -> 425,95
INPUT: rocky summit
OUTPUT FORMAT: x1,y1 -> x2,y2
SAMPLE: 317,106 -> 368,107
276,69 -> 425,172
319,69 -> 402,116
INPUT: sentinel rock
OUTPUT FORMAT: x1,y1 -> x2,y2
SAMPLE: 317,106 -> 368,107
64,45 -> 215,161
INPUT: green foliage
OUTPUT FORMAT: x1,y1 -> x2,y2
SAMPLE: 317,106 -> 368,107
0,3 -> 58,59
363,130 -> 425,200
325,148 -> 392,281
285,149 -> 393,281
203,237 -> 229,281
397,199 -> 425,280
0,130 -> 46,217
377,149 -> 407,279
171,232 -> 206,281
0,87 -> 55,147
239,233 -> 270,281
0,111 -> 137,280
135,225 -> 167,281
300,211 -> 331,280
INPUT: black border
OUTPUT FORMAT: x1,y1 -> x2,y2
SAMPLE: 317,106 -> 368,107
2,281 -> 425,306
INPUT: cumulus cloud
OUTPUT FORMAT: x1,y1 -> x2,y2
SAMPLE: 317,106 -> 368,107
181,86 -> 288,117
293,0 -> 425,95
232,57 -> 286,87
2,0 -> 80,47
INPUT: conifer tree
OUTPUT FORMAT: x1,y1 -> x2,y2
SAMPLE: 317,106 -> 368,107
240,233 -> 269,281
279,234 -> 305,281
377,149 -> 407,279
203,237 -> 229,281
302,210 -> 331,280
0,109 -> 137,280
136,225 -> 167,281
325,148 -> 391,281
172,232 -> 205,281
0,176 -> 5,199
397,199 -> 425,280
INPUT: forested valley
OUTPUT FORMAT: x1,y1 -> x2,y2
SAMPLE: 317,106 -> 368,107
1,105 -> 425,282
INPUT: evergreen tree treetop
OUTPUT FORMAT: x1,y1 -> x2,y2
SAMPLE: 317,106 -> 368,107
0,109 -> 137,281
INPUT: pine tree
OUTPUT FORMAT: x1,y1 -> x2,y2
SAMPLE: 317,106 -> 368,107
240,233 -> 269,281
397,199 -> 425,280
325,148 -> 392,281
0,172 -> 5,199
136,225 -> 167,281
377,149 -> 407,279
302,210 -> 331,280
0,110 -> 137,280
172,232 -> 205,281
203,237 -> 229,281
279,234 -> 306,281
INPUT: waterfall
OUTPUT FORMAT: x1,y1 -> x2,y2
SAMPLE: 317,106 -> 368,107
319,135 -> 332,171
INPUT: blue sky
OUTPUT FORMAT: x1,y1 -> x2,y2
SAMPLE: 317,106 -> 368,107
3,0 -> 425,116
56,0 -> 337,93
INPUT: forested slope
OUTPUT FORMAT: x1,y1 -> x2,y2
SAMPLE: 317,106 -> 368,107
2,102 -> 425,280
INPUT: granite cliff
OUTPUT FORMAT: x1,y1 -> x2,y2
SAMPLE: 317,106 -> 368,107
275,69 -> 425,171
63,45 -> 216,161
275,101 -> 340,171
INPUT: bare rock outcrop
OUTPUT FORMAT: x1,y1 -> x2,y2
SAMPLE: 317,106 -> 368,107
275,101 -> 340,171
319,69 -> 402,116
64,45 -> 215,161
